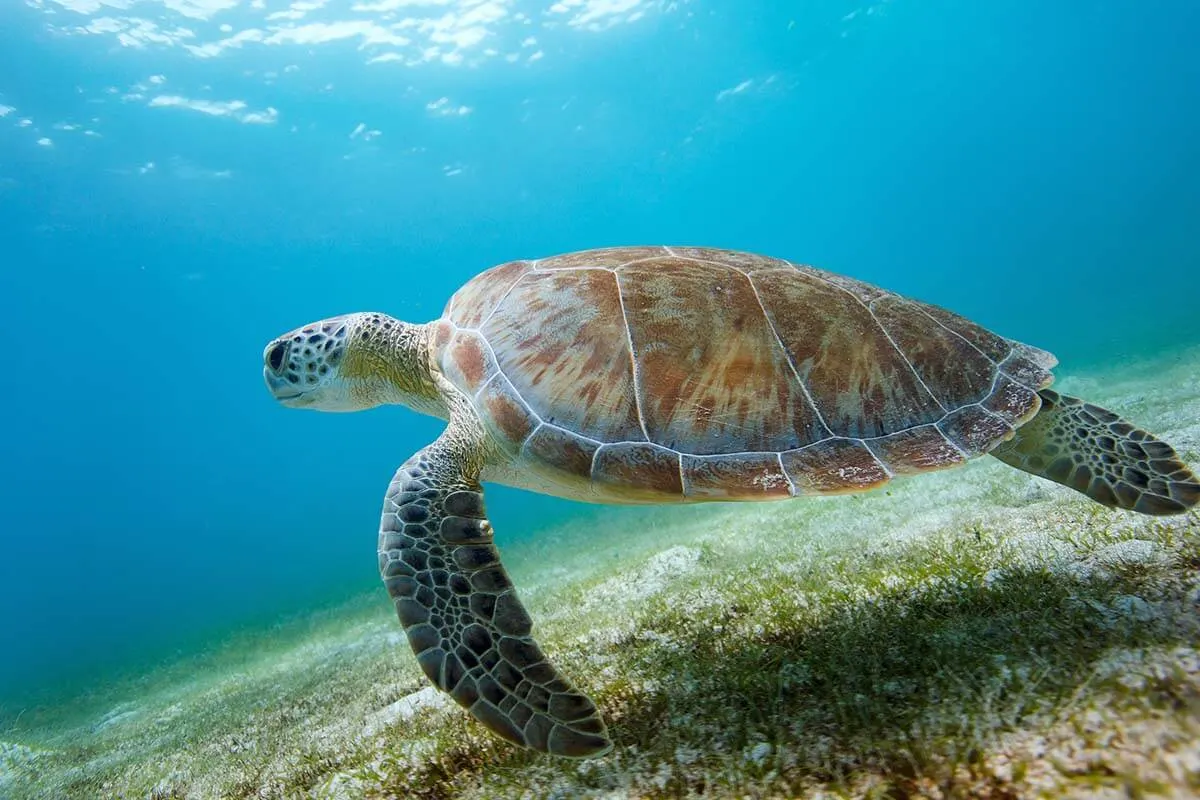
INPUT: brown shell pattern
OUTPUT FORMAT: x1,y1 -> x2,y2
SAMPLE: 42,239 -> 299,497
440,247 -> 1054,502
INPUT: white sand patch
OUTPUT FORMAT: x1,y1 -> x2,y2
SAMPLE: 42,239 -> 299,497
92,704 -> 140,732
0,741 -> 42,792
586,545 -> 702,609
361,686 -> 449,738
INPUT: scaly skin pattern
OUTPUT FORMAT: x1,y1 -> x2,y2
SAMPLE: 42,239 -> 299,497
340,313 -> 438,408
377,380 -> 611,757
993,389 -> 1200,514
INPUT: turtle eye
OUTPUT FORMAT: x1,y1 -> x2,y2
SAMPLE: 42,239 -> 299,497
267,342 -> 287,372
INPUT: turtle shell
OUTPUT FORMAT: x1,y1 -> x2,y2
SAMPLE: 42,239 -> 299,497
433,247 -> 1055,503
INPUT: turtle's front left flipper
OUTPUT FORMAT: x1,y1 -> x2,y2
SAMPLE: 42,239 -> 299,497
378,435 -> 612,757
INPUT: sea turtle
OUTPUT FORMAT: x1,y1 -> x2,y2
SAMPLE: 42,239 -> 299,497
262,246 -> 1199,757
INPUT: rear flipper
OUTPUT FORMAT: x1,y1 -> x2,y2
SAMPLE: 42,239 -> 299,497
991,389 -> 1200,515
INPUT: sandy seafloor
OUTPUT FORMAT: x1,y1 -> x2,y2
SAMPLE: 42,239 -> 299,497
4,347 -> 1199,800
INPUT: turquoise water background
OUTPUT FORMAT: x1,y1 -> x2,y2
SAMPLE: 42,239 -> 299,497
2,1 -> 1198,712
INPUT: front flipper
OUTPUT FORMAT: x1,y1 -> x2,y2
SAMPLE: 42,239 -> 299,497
378,436 -> 612,757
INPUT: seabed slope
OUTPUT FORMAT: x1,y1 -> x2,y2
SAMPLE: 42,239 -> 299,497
4,348 -> 1200,799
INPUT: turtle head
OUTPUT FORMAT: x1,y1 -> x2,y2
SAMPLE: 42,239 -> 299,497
263,312 -> 436,413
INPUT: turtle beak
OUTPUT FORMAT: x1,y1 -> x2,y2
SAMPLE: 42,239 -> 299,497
263,368 -> 302,401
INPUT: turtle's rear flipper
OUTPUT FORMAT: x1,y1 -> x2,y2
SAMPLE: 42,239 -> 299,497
991,389 -> 1199,515
378,436 -> 612,757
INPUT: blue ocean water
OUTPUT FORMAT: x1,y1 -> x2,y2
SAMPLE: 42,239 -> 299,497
1,0 -> 1198,713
